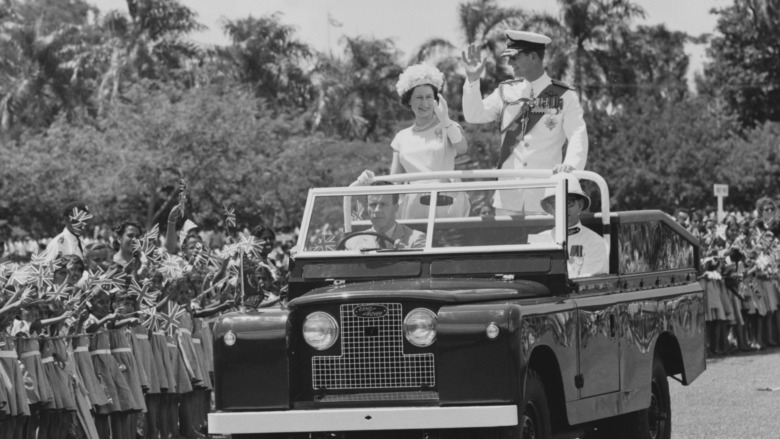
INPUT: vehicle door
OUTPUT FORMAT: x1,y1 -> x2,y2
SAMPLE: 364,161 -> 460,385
572,290 -> 621,398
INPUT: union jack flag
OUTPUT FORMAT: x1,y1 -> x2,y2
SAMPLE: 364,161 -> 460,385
159,303 -> 187,336
133,224 -> 161,263
311,233 -> 338,251
0,262 -> 14,285
128,278 -> 158,308
68,207 -> 93,228
237,235 -> 264,260
30,251 -> 52,267
158,253 -> 185,279
45,282 -> 72,302
7,264 -> 35,286
223,204 -> 236,229
25,263 -> 53,290
81,266 -> 125,298
138,306 -> 165,331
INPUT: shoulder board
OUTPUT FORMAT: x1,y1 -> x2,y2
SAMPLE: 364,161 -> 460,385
551,79 -> 575,90
499,79 -> 524,86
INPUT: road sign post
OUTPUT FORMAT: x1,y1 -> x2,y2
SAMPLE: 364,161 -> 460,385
713,184 -> 728,222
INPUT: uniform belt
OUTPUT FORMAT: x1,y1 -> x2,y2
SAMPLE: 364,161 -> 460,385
153,331 -> 165,336
111,348 -> 132,353
167,343 -> 176,348
192,338 -> 201,344
73,347 -> 88,353
0,351 -> 18,359
134,334 -> 149,340
90,349 -> 112,356
41,357 -> 54,364
19,351 -> 41,359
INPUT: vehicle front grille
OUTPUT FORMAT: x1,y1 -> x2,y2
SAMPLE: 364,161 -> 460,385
311,303 -> 435,390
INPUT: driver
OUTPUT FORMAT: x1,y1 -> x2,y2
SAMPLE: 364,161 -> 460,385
528,174 -> 607,278
347,183 -> 426,250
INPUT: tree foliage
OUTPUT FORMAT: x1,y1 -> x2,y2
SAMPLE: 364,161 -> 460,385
587,95 -> 743,212
217,14 -> 312,109
310,36 -> 404,141
699,0 -> 780,126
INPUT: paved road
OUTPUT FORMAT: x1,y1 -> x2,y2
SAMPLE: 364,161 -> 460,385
670,347 -> 780,438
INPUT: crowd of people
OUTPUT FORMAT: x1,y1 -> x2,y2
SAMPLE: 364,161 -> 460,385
0,200 -> 296,439
676,198 -> 780,357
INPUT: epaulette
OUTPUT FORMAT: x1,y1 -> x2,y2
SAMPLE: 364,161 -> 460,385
499,79 -> 524,86
551,79 -> 575,90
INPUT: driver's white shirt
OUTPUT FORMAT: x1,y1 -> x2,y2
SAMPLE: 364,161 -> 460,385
528,222 -> 608,278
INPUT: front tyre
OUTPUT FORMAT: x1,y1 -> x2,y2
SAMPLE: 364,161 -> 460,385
519,370 -> 552,439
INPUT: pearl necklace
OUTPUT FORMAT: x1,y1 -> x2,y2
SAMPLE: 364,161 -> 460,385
412,117 -> 438,132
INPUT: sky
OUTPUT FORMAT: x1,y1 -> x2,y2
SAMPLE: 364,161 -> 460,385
88,0 -> 734,83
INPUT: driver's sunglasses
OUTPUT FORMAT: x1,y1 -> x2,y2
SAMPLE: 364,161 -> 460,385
764,207 -> 775,212
566,197 -> 579,208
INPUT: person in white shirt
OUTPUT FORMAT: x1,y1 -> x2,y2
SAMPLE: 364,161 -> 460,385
386,63 -> 470,218
45,201 -> 93,262
461,30 -> 588,214
529,175 -> 608,278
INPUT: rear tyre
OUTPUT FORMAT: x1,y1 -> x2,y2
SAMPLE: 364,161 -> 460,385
646,358 -> 671,439
595,357 -> 671,439
519,370 -> 552,439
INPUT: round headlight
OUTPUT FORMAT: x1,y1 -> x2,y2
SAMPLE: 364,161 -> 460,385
303,312 -> 339,350
486,322 -> 500,339
223,330 -> 236,347
404,308 -> 437,347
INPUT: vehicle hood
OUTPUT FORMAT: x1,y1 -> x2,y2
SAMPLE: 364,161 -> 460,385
288,278 -> 550,308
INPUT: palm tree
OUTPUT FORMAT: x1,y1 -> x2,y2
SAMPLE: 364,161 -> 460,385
217,13 -> 313,109
0,15 -> 89,134
412,0 -> 526,96
94,0 -> 204,113
525,0 -> 645,103
310,36 -> 403,141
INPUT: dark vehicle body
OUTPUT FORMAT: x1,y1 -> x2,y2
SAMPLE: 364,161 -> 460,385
209,171 -> 705,439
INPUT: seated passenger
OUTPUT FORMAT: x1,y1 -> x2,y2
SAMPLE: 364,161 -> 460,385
528,174 -> 608,277
347,182 -> 426,250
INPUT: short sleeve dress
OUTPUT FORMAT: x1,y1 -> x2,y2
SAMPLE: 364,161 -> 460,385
13,320 -> 54,407
0,331 -> 30,416
390,122 -> 470,219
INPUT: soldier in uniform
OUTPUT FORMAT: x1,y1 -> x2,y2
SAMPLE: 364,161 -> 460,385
44,201 -> 93,262
461,30 -> 589,214
529,174 -> 608,278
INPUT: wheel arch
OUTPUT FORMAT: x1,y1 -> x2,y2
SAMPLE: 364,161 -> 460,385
526,344 -> 570,428
654,331 -> 686,382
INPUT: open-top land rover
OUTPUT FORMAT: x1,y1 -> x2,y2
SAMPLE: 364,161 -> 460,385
208,170 -> 705,439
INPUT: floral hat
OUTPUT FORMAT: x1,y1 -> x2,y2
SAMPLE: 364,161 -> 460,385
395,64 -> 445,97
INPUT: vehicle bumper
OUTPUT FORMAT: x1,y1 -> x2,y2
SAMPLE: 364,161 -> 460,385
208,405 -> 518,434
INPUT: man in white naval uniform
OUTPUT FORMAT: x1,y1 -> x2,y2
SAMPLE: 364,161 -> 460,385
461,30 -> 588,214
528,174 -> 608,278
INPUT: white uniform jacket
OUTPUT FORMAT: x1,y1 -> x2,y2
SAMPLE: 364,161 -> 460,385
528,222 -> 608,278
45,228 -> 85,262
462,73 -> 588,211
